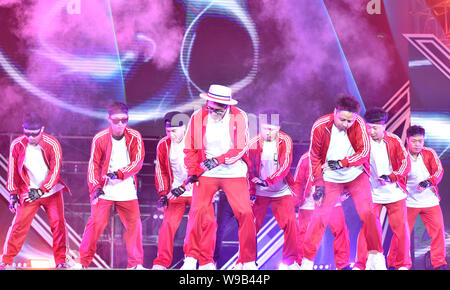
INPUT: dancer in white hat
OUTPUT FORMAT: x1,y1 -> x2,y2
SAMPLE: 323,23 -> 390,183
180,85 -> 257,270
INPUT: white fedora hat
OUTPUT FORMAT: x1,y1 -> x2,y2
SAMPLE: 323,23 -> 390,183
199,84 -> 238,105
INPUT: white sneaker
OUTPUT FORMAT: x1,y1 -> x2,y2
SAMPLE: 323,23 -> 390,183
242,261 -> 258,270
70,263 -> 85,270
180,257 -> 197,270
373,253 -> 387,270
278,263 -> 288,270
352,267 -> 361,270
365,252 -> 374,270
398,267 -> 408,270
299,258 -> 314,270
287,262 -> 301,270
0,263 -> 15,270
232,262 -> 243,270
127,264 -> 147,270
151,264 -> 167,270
367,252 -> 387,270
198,263 -> 216,270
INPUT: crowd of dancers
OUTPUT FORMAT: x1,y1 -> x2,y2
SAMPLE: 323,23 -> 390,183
1,84 -> 446,270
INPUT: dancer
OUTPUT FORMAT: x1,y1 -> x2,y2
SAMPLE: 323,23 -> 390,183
152,111 -> 192,270
247,111 -> 299,269
77,102 -> 145,269
389,125 -> 447,270
299,95 -> 385,270
354,108 -> 411,270
294,151 -> 351,270
181,84 -> 257,270
2,112 -> 69,269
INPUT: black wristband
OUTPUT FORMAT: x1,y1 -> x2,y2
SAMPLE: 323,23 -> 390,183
419,180 -> 432,188
328,160 -> 343,170
171,186 -> 186,197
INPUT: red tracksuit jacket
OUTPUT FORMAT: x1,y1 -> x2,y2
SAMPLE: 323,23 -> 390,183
375,131 -> 411,192
6,133 -> 69,202
155,136 -> 174,196
87,127 -> 145,196
293,152 -> 312,206
247,131 -> 297,196
408,147 -> 444,199
184,105 -> 249,177
309,113 -> 371,187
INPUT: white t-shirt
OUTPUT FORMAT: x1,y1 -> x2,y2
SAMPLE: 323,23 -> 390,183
24,144 -> 64,198
369,139 -> 407,204
406,153 -> 439,208
255,140 -> 291,197
202,110 -> 248,178
169,139 -> 192,197
102,137 -> 137,201
323,124 -> 363,183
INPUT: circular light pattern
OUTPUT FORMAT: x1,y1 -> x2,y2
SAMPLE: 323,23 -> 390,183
0,0 -> 260,124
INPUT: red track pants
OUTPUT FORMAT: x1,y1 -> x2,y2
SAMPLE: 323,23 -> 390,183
1,191 -> 67,265
153,196 -> 192,268
183,177 -> 257,265
79,198 -> 143,268
389,205 -> 447,269
303,173 -> 383,261
355,199 -> 411,269
253,195 -> 298,265
297,206 -> 350,269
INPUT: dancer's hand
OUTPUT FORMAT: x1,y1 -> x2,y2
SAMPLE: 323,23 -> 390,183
251,177 -> 268,187
105,171 -> 119,180
91,188 -> 105,205
158,195 -> 168,211
378,175 -> 392,185
169,186 -> 186,200
327,160 -> 343,170
25,188 -> 44,203
417,180 -> 432,192
9,194 -> 19,213
201,158 -> 219,171
313,186 -> 325,206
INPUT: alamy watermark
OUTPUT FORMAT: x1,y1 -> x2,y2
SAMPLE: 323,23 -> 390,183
67,0 -> 81,15
366,0 -> 382,15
